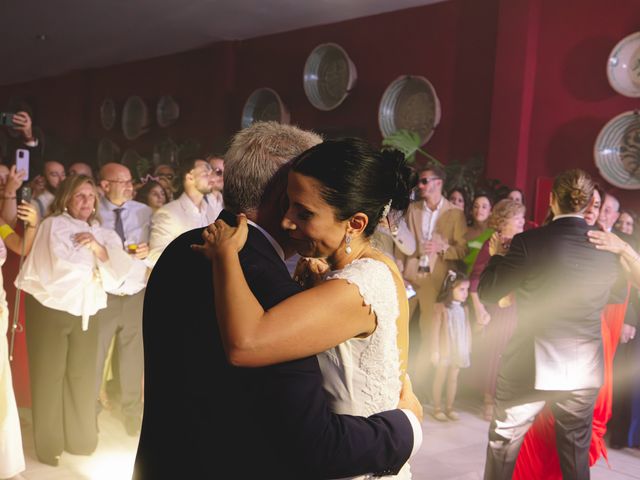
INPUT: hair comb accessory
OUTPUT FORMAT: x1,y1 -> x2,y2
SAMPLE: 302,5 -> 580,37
447,270 -> 457,282
381,199 -> 392,219
140,174 -> 160,184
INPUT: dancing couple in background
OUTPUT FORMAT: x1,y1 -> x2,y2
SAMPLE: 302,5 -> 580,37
479,169 -> 640,479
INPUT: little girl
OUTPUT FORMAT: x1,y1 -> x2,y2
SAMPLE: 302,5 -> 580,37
430,270 -> 472,421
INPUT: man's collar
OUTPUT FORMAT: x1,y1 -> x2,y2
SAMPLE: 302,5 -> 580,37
552,213 -> 584,221
423,196 -> 444,212
101,195 -> 127,210
247,219 -> 285,262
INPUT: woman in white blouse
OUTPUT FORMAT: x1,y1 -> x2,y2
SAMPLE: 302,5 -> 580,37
15,175 -> 132,466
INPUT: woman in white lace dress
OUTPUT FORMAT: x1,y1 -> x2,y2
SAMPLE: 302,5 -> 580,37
196,138 -> 419,479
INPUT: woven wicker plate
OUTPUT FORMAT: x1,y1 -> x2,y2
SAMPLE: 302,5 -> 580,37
122,95 -> 150,140
241,88 -> 290,128
303,43 -> 357,111
378,75 -> 441,146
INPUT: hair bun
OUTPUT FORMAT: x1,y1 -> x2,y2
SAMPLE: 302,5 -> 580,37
381,149 -> 415,212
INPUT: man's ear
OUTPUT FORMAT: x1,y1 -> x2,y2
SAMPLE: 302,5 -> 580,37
99,180 -> 110,193
348,212 -> 369,236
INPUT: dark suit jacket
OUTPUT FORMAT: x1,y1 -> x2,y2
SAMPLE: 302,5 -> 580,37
478,216 -> 620,393
133,210 -> 413,479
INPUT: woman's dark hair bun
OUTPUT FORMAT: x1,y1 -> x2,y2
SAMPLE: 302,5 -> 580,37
381,148 -> 415,212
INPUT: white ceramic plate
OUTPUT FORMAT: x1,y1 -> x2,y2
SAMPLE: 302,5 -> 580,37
607,31 -> 640,97
303,43 -> 357,111
241,88 -> 290,128
594,110 -> 640,189
378,75 -> 441,146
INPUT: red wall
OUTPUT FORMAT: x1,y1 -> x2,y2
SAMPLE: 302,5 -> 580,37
0,0 -> 638,211
488,0 -> 640,211
0,0 -> 499,171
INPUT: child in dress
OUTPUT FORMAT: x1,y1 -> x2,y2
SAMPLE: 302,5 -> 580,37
430,270 -> 472,421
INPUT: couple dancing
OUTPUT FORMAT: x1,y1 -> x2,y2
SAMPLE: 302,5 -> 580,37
479,169 -> 640,479
133,123 -> 423,479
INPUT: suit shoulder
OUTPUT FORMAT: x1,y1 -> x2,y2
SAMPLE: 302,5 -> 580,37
154,199 -> 181,216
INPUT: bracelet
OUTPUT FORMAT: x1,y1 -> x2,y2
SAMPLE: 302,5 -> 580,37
26,223 -> 37,229
1,196 -> 16,199
0,224 -> 15,240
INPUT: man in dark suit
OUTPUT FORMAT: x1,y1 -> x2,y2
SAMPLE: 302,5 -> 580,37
133,122 -> 422,479
478,169 -> 620,480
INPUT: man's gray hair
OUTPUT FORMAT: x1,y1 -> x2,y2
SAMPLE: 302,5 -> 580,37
223,121 -> 322,213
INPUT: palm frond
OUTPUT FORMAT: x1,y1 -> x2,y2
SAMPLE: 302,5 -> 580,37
381,129 -> 440,165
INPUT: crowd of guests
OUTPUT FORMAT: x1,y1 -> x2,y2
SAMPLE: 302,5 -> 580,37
0,110 -> 638,479
0,110 -> 229,476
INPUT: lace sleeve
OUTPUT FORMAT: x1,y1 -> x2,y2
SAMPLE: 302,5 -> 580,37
325,258 -> 400,325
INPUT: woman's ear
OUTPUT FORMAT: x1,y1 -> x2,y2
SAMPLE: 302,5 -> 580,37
348,212 -> 369,236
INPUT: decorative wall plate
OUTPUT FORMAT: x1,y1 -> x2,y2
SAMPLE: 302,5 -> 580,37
378,75 -> 441,146
241,88 -> 290,128
594,110 -> 640,189
607,31 -> 640,97
156,95 -> 180,127
121,148 -> 148,178
303,43 -> 357,111
122,95 -> 150,140
100,98 -> 117,130
97,138 -> 121,166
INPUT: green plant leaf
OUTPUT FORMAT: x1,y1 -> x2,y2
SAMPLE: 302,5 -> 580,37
381,129 -> 440,165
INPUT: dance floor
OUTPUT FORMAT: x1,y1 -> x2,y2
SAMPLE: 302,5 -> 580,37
17,401 -> 640,479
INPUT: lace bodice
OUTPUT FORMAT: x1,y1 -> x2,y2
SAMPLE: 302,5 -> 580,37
318,258 -> 411,480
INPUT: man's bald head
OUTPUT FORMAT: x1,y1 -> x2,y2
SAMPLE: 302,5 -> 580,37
99,162 -> 134,206
43,160 -> 66,192
69,162 -> 94,179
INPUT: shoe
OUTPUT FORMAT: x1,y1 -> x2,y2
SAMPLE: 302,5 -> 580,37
445,409 -> 460,421
124,415 -> 141,436
431,409 -> 448,422
38,454 -> 60,467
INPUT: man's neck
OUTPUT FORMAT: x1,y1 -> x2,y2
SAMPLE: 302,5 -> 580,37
106,196 -> 126,208
185,187 -> 204,208
425,194 -> 442,211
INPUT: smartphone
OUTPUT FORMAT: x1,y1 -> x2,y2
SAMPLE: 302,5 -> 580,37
15,149 -> 29,181
18,185 -> 32,204
0,112 -> 15,128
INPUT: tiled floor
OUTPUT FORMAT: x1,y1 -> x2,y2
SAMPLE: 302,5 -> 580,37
16,403 -> 640,479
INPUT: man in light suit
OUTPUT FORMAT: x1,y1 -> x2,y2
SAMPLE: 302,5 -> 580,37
397,163 -> 468,398
147,155 -> 223,265
479,169 -> 620,480
134,122 -> 423,479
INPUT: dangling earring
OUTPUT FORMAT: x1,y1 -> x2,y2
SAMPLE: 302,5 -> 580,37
345,233 -> 352,254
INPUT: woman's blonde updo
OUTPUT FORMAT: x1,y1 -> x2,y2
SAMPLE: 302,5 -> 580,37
488,199 -> 526,232
552,169 -> 594,214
